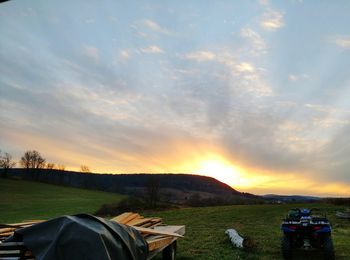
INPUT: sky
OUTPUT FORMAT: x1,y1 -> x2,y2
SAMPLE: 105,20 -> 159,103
1,0 -> 350,197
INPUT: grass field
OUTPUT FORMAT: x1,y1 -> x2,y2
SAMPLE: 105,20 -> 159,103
0,178 -> 125,223
146,204 -> 350,260
1,178 -> 349,259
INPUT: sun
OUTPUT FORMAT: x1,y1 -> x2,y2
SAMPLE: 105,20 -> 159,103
191,157 -> 252,188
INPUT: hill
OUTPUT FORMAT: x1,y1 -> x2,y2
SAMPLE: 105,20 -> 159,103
0,178 -> 125,223
6,169 -> 260,205
2,179 -> 349,259
263,194 -> 321,203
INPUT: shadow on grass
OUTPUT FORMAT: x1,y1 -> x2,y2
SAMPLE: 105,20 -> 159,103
292,248 -> 327,259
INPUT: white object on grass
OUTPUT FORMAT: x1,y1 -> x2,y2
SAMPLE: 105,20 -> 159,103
225,229 -> 244,248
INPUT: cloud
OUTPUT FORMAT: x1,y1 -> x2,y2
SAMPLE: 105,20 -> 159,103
139,45 -> 164,54
236,62 -> 255,73
258,0 -> 269,6
142,19 -> 170,35
184,51 -> 216,62
131,19 -> 172,38
82,45 -> 99,61
288,73 -> 309,81
260,9 -> 284,31
332,35 -> 350,49
240,27 -> 267,55
119,50 -> 130,59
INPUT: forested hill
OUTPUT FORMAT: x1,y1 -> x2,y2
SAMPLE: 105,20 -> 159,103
4,169 -> 256,200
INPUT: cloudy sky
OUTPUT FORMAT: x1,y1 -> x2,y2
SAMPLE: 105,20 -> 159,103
1,0 -> 350,196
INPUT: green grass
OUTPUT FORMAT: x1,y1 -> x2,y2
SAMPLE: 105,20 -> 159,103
0,178 -> 125,223
145,204 -> 350,260
1,178 -> 349,259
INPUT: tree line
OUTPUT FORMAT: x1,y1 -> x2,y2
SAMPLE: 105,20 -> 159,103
0,149 -> 90,174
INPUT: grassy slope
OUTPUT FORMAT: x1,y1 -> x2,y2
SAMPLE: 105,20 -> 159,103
0,178 -> 125,223
1,178 -> 349,259
146,204 -> 350,260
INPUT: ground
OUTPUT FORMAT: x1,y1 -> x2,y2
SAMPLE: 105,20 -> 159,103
146,204 -> 350,260
0,178 -> 125,223
1,178 -> 349,259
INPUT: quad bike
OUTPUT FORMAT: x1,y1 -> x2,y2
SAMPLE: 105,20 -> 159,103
281,208 -> 335,259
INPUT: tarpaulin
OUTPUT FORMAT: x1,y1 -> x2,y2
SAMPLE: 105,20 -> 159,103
6,214 -> 148,260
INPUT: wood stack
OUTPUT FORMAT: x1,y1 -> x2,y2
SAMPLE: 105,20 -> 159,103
0,220 -> 44,242
0,213 -> 185,259
0,242 -> 34,260
110,212 -> 163,229
110,212 -> 185,254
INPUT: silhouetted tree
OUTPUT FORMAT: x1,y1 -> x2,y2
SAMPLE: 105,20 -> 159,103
80,165 -> 91,173
20,150 -> 46,169
146,176 -> 160,208
0,151 -> 16,177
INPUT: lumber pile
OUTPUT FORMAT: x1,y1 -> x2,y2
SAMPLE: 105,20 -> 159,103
0,242 -> 34,260
0,213 -> 185,259
110,212 -> 185,253
110,212 -> 163,229
0,220 -> 44,242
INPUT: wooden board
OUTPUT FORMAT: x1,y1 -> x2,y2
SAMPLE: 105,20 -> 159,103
110,212 -> 133,223
147,237 -> 174,251
154,225 -> 186,236
120,213 -> 140,225
127,217 -> 151,226
132,226 -> 184,238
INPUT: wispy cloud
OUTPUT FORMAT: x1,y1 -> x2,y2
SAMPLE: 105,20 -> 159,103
131,19 -> 172,37
260,9 -> 284,31
139,45 -> 164,54
332,35 -> 350,49
288,73 -> 309,81
236,62 -> 255,73
184,51 -> 216,62
258,0 -> 269,6
240,27 -> 267,55
82,45 -> 99,61
142,19 -> 170,35
119,50 -> 130,59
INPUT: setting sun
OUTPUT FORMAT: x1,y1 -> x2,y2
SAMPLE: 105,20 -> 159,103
191,157 -> 252,189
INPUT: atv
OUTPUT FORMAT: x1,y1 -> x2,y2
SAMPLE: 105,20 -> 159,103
281,208 -> 335,259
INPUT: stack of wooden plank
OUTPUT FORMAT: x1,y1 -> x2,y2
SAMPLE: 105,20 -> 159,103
110,212 -> 162,229
0,242 -> 34,260
0,213 -> 185,259
0,220 -> 43,242
110,212 -> 185,254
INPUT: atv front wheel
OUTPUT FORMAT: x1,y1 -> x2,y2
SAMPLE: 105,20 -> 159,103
323,237 -> 335,260
282,235 -> 292,259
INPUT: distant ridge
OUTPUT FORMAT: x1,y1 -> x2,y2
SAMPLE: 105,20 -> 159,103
5,169 -> 259,204
263,194 -> 321,202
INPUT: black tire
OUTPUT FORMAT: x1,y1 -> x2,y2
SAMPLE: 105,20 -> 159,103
323,237 -> 335,260
162,241 -> 177,260
282,236 -> 293,260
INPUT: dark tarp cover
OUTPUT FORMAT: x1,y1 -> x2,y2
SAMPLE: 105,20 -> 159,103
5,214 -> 148,260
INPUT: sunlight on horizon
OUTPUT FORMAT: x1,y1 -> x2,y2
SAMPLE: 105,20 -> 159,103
191,156 -> 254,189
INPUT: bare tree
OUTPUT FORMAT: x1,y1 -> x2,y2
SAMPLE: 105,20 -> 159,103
0,151 -> 16,177
80,165 -> 91,173
146,176 -> 160,208
20,150 -> 46,169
